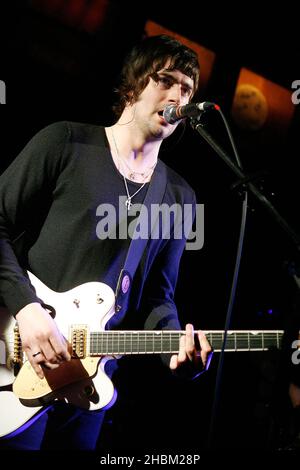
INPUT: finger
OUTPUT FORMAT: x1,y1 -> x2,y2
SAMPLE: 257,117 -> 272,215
198,330 -> 211,350
40,341 -> 62,364
49,335 -> 71,361
198,330 -> 213,368
177,334 -> 187,363
27,346 -> 61,377
41,362 -> 60,370
169,354 -> 179,370
25,348 -> 45,379
184,324 -> 195,361
32,363 -> 44,379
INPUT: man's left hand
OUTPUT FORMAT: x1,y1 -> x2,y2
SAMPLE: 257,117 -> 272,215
169,324 -> 213,378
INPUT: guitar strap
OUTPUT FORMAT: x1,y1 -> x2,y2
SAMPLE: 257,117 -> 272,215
114,159 -> 168,314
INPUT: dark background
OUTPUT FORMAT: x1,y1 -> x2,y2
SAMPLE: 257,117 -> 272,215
1,0 -> 299,454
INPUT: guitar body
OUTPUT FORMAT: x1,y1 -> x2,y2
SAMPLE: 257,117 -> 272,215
0,271 -> 286,439
0,272 -> 117,439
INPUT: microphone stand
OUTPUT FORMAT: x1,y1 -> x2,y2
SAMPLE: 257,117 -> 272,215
190,117 -> 300,449
190,118 -> 300,251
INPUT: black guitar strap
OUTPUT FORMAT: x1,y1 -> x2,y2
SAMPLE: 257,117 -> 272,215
114,159 -> 168,314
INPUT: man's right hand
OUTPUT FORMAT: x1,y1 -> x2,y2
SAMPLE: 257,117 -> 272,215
16,302 -> 71,379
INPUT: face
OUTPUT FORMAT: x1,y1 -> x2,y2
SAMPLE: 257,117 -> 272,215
130,63 -> 194,141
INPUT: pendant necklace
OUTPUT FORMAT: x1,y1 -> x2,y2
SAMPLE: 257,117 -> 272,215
111,128 -> 156,211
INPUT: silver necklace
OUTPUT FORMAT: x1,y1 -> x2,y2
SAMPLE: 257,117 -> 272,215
111,128 -> 156,211
120,155 -> 156,182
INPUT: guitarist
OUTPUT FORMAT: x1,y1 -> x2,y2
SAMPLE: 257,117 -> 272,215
0,34 -> 212,450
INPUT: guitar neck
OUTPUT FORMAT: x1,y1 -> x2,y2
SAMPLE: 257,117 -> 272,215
88,330 -> 284,356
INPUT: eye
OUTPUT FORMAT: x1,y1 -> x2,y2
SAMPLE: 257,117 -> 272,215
182,86 -> 192,98
157,75 -> 173,88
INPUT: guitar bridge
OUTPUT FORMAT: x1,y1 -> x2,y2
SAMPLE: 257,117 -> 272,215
70,325 -> 88,358
13,325 -> 23,365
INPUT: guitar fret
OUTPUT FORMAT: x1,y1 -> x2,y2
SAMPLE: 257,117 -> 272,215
133,332 -> 138,353
89,331 -> 183,354
88,331 -> 284,356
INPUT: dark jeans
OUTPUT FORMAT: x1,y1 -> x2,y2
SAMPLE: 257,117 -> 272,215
0,403 -> 106,450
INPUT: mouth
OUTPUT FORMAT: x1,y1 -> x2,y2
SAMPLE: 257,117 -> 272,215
157,110 -> 167,124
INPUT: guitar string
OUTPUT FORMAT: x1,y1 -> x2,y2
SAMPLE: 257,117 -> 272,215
4,332 -> 282,344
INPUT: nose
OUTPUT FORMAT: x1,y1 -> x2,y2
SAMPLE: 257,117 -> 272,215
167,83 -> 182,105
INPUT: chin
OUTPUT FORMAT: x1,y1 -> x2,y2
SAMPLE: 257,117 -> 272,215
147,120 -> 170,141
154,128 -> 165,139
149,126 -> 164,140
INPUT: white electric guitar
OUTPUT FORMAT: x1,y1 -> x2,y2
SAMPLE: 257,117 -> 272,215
0,272 -> 284,439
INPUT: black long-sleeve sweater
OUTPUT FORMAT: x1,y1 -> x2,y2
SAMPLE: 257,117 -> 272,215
0,121 -> 196,331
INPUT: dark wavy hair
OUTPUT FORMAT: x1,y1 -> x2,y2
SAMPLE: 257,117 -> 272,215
112,35 -> 200,118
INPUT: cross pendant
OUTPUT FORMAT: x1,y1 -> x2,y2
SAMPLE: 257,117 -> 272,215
125,197 -> 132,211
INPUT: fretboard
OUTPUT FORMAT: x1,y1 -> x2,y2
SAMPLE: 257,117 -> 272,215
88,330 -> 284,356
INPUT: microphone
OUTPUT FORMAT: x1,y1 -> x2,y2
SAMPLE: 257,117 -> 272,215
163,102 -> 216,124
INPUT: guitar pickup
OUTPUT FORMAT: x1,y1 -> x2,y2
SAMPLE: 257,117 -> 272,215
70,325 -> 88,358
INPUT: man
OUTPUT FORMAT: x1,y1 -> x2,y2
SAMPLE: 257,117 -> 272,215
0,35 -> 212,450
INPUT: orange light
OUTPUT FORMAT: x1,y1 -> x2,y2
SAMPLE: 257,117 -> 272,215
231,68 -> 295,135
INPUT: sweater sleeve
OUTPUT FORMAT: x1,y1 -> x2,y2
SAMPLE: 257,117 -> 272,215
0,121 -> 71,316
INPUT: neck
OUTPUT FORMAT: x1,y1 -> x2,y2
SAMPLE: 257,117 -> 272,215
108,120 -> 161,169
85,330 -> 284,356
